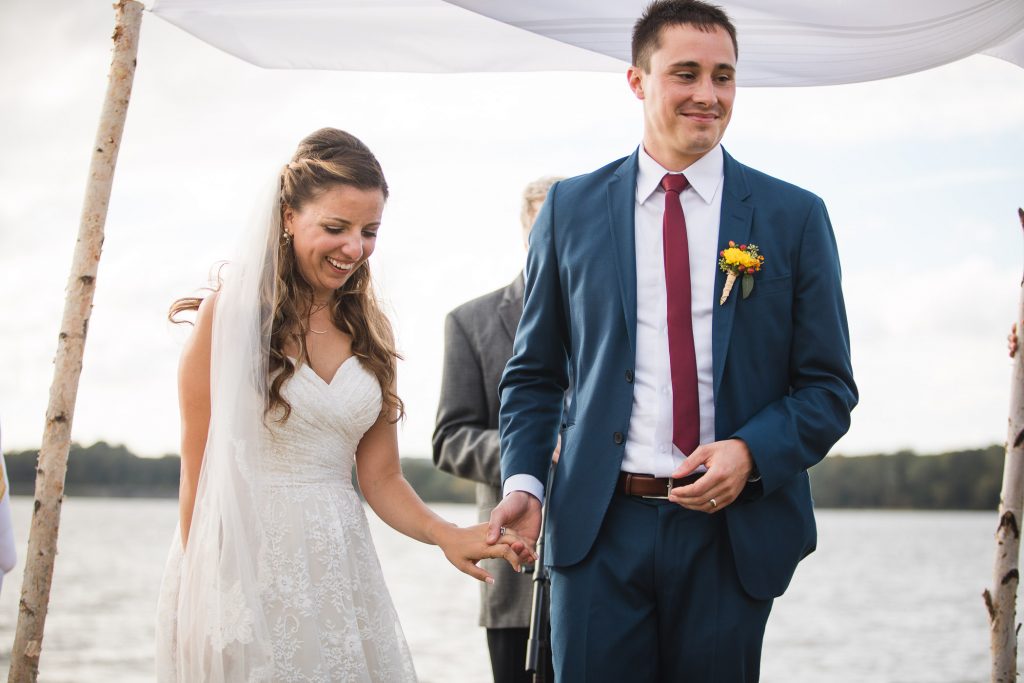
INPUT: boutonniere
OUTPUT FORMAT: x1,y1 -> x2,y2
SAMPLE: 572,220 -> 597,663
718,241 -> 765,305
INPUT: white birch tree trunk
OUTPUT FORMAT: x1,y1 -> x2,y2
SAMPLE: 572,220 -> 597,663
986,207 -> 1024,683
8,3 -> 144,681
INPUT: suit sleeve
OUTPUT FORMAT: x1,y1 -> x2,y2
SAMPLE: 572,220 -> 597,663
499,184 -> 571,487
432,311 -> 501,486
732,197 -> 858,497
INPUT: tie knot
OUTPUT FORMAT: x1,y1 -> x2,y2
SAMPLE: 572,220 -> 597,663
661,173 -> 689,195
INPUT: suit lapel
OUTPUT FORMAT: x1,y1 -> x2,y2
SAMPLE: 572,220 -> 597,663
497,273 -> 524,342
607,151 -> 640,355
712,151 -> 753,400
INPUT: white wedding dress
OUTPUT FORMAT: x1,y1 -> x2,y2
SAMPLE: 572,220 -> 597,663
156,357 -> 418,682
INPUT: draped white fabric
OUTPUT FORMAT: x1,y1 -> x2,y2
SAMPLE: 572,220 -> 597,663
0,453 -> 17,596
150,0 -> 1024,84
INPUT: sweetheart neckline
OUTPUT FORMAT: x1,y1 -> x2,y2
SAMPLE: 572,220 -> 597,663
289,355 -> 358,387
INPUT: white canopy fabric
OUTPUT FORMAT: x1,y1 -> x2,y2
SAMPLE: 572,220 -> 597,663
149,0 -> 1024,85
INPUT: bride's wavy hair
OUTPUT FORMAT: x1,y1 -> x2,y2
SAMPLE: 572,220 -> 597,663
170,128 -> 404,423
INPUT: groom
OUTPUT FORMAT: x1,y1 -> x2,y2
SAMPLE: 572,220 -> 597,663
488,1 -> 858,681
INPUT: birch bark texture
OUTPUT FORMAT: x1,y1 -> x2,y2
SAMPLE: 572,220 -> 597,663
8,2 -> 144,681
986,207 -> 1024,683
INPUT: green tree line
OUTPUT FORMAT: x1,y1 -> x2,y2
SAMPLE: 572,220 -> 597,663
809,446 -> 1003,510
1,441 -> 476,502
0,441 -> 1005,509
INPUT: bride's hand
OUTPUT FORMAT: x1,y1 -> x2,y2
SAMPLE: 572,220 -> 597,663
436,522 -> 537,583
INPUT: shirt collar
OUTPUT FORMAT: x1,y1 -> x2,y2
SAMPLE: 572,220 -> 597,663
635,144 -> 724,206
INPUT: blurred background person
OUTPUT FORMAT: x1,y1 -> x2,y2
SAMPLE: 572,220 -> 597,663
433,176 -> 562,683
0,424 -> 18,595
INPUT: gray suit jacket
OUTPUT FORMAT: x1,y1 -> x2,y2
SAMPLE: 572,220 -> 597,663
432,274 -> 532,629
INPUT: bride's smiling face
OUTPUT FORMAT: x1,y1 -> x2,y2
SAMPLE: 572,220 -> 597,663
283,183 -> 385,300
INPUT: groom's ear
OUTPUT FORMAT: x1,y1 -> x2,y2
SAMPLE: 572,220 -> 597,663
627,66 -> 645,100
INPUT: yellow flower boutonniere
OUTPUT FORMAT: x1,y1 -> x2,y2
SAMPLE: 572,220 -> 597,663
718,241 -> 765,305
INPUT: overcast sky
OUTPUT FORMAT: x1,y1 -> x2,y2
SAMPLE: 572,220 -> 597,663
1,1 -> 1023,459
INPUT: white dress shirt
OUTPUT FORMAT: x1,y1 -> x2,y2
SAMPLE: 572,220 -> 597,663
627,145 -> 723,477
504,145 -> 725,501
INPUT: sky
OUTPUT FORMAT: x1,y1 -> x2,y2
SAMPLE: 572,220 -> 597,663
1,1 -> 1023,459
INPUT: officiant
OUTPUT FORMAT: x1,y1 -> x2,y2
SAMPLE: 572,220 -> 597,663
433,176 -> 561,683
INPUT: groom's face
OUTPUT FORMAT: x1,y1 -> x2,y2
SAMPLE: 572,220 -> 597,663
628,23 -> 736,170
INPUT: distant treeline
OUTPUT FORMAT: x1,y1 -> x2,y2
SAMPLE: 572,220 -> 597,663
1,441 -> 475,503
0,441 -> 1006,510
809,446 -> 1003,510
5,442 -> 181,498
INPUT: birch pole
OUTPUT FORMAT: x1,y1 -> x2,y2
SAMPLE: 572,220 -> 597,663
8,2 -> 143,680
986,207 -> 1024,683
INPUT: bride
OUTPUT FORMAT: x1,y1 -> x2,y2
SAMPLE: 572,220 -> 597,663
155,128 -> 530,682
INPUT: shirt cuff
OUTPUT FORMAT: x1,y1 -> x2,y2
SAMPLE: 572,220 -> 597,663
503,473 -> 545,505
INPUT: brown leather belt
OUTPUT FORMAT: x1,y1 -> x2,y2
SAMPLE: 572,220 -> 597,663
616,471 -> 704,499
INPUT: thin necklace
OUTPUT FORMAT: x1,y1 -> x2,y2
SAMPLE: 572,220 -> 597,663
308,300 -> 330,334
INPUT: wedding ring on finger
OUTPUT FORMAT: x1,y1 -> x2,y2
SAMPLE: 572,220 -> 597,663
499,526 -> 507,536
709,498 -> 717,509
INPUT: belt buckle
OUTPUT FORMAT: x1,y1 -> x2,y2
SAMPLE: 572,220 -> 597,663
641,479 -> 673,500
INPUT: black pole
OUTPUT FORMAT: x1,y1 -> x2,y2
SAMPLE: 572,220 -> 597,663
526,459 -> 556,682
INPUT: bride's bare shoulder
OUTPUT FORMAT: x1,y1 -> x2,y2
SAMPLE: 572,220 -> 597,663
180,291 -> 220,372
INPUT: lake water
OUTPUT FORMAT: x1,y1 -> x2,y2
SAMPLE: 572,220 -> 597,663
0,497 -> 1013,682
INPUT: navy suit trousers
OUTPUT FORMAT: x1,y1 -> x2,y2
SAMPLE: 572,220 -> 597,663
550,494 -> 773,682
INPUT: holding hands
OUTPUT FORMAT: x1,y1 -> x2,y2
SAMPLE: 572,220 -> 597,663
486,491 -> 542,555
436,522 -> 536,584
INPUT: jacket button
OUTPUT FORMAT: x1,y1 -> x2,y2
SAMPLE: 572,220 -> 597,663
613,432 -> 624,445
625,369 -> 634,383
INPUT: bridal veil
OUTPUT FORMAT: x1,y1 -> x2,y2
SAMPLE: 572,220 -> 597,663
156,175 -> 282,682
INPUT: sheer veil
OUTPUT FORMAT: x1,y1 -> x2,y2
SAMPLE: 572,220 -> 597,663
157,174 -> 283,682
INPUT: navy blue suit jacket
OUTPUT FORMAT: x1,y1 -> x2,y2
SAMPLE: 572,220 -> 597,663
498,148 -> 858,600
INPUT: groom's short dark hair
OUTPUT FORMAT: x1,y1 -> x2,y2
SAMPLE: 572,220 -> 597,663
632,0 -> 738,71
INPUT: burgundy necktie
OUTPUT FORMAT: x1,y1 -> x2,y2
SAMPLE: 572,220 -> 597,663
661,173 -> 700,456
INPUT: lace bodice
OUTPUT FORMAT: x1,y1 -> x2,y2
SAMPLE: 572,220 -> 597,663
260,357 -> 382,485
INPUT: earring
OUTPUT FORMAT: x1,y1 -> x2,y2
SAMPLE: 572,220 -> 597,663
282,230 -> 292,244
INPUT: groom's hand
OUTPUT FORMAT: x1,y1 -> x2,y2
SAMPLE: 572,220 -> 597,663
487,491 -> 542,551
668,438 -> 754,514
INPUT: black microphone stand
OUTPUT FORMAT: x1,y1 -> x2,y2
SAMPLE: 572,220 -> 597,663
525,459 -> 556,683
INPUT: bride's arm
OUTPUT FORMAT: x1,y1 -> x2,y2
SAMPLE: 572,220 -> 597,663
355,405 -> 533,582
176,293 -> 217,548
